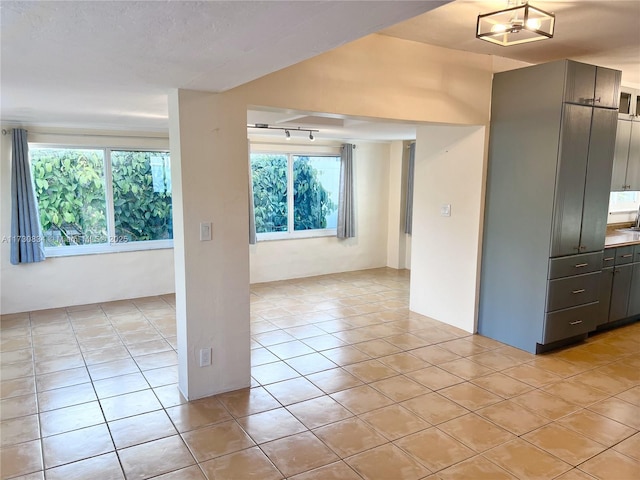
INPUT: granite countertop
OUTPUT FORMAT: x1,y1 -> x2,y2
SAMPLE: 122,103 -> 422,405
605,224 -> 640,248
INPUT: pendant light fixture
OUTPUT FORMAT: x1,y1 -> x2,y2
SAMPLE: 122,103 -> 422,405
476,1 -> 555,46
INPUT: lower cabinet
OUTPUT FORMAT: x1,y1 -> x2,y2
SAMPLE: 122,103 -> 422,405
629,261 -> 640,317
600,244 -> 640,323
610,264 -> 633,321
597,267 -> 614,325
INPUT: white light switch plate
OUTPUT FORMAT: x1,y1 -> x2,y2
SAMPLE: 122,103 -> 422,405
440,204 -> 451,217
200,222 -> 212,241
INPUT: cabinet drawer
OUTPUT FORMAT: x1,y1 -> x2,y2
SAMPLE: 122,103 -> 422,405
615,246 -> 635,265
543,302 -> 598,344
547,272 -> 601,311
549,252 -> 603,279
603,251 -> 616,267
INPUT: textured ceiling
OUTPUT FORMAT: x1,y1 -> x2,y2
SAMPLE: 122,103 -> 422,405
0,0 -> 447,131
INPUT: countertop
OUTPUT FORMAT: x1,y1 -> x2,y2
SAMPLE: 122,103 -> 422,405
605,227 -> 640,248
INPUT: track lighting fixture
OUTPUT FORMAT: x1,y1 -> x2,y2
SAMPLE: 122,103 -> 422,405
247,124 -> 319,142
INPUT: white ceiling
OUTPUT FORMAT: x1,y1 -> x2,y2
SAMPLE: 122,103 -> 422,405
1,0 -> 638,140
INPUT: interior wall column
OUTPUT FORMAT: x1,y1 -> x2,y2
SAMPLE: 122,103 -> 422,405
168,89 -> 250,400
386,140 -> 408,269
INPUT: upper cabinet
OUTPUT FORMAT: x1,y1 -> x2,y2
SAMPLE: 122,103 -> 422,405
564,62 -> 621,109
611,86 -> 640,191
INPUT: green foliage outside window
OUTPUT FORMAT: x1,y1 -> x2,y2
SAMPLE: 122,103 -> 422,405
293,157 -> 337,231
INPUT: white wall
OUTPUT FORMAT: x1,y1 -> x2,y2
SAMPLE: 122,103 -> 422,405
410,125 -> 486,333
249,140 -> 391,283
0,129 -> 175,314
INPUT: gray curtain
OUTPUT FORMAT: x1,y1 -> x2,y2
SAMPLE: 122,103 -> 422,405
10,128 -> 46,264
248,141 -> 256,244
404,142 -> 416,234
337,143 -> 355,239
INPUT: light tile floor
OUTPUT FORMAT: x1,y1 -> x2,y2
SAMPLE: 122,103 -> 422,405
1,268 -> 639,479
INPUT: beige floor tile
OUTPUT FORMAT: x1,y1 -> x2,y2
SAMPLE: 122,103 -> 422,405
39,401 -> 105,437
376,352 -> 428,373
1,376 -> 36,399
153,384 -> 188,408
502,364 -> 562,388
251,347 -> 279,366
522,423 -> 606,466
261,431 -> 338,477
360,404 -> 430,441
237,407 -> 306,444
82,345 -> 131,365
37,382 -> 97,412
313,417 -> 388,457
354,339 -> 402,357
395,427 -> 474,472
306,368 -> 363,394
264,377 -> 323,406
0,439 -> 43,478
87,358 -> 140,381
343,359 -> 398,383
143,365 -> 178,387
330,385 -> 394,414
1,360 -> 35,380
406,366 -> 465,390
437,455 -> 517,479
553,468 -> 600,480
286,395 -> 352,429
42,423 -> 114,468
439,338 -> 488,357
99,389 -> 161,421
438,383 -> 502,411
587,397 -> 640,429
0,414 -> 40,447
166,396 -> 232,433
251,361 -> 300,385
287,460 -> 362,480
109,410 -> 177,449
370,375 -> 428,402
558,409 -> 636,447
401,392 -> 469,425
476,400 -> 551,436
483,439 -> 572,480
301,334 -> 347,351
346,443 -> 431,480
579,449 -> 640,480
133,350 -> 177,371
285,352 -> 339,375
267,340 -> 315,360
182,420 -> 255,462
616,385 -> 640,406
118,435 -> 195,480
36,367 -> 90,392
253,329 -> 295,346
470,373 -> 534,398
44,452 -> 124,480
438,358 -> 495,380
0,393 -> 37,420
151,465 -> 206,479
199,446 -> 283,480
216,386 -> 280,418
321,346 -> 371,366
613,432 -> 640,461
510,389 -> 581,420
438,413 -> 515,452
0,335 -> 33,353
571,367 -> 634,395
526,356 -> 591,377
543,380 -> 610,407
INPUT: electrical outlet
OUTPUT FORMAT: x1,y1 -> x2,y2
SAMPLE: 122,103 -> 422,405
440,204 -> 451,217
199,348 -> 212,367
200,222 -> 212,241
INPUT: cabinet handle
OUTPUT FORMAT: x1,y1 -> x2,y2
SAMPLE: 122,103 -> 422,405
579,246 -> 587,251
570,320 -> 583,325
574,263 -> 589,268
572,289 -> 586,294
621,254 -> 633,258
604,257 -> 614,261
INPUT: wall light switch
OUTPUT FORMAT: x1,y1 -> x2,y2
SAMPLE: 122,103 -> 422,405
440,204 -> 451,217
200,222 -> 212,241
199,348 -> 212,367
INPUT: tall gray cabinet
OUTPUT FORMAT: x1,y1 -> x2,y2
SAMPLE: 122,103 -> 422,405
478,60 -> 621,354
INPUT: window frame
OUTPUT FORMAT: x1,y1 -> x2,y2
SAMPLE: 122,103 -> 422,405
250,150 -> 340,242
29,143 -> 173,257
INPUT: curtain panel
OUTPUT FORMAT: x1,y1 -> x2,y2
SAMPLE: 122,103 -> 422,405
337,143 -> 355,239
404,142 -> 416,235
10,128 -> 46,264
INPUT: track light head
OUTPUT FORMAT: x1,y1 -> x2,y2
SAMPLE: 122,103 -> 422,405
285,130 -> 291,140
309,132 -> 314,141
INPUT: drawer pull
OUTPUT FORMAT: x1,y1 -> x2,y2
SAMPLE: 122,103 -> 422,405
604,257 -> 614,261
569,320 -> 583,325
572,289 -> 586,294
574,263 -> 588,268
620,254 -> 633,258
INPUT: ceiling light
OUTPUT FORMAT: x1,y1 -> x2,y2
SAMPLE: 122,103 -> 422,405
477,1 -> 555,46
285,130 -> 291,140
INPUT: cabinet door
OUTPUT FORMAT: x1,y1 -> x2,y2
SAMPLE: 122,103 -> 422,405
626,121 -> 640,191
628,263 -> 640,317
564,61 -> 596,106
597,267 -> 614,325
611,120 -> 632,191
610,264 -> 633,322
580,108 -> 618,252
551,104 -> 592,257
595,67 -> 621,109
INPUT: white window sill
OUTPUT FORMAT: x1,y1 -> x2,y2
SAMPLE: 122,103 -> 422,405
256,229 -> 337,242
44,240 -> 173,257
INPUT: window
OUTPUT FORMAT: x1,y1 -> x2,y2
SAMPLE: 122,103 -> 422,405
30,146 -> 172,255
250,152 -> 340,240
609,191 -> 640,213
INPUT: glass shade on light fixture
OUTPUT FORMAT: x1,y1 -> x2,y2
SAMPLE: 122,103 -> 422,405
477,2 -> 555,46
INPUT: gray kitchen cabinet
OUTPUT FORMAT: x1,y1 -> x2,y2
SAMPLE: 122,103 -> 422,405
597,266 -> 614,326
629,262 -> 640,317
610,264 -> 633,322
479,59 -> 620,353
611,119 -> 640,191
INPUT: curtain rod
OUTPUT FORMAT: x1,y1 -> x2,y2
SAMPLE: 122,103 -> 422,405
1,128 -> 166,140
